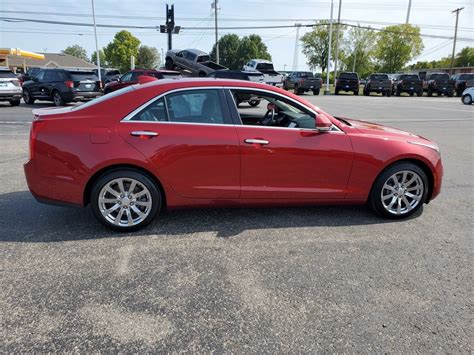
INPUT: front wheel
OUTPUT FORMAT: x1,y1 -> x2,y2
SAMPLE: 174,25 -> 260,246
369,162 -> 428,219
9,99 -> 21,106
462,94 -> 472,105
23,89 -> 35,104
90,169 -> 162,232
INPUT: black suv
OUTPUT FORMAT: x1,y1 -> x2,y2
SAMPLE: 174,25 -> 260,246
22,68 -> 102,106
392,74 -> 423,96
283,71 -> 322,95
207,70 -> 264,106
335,72 -> 359,95
451,73 -> 474,97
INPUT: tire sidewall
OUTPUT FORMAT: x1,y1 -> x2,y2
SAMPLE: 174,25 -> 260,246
462,94 -> 472,105
369,162 -> 429,219
90,169 -> 162,232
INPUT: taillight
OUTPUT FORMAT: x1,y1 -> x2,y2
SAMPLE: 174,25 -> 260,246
29,117 -> 43,160
65,80 -> 74,88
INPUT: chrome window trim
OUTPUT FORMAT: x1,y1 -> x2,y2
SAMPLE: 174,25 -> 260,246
120,85 -> 343,133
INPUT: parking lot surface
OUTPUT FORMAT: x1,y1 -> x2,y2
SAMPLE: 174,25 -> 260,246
1,95 -> 473,352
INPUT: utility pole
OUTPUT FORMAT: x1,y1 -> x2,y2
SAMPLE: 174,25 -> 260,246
91,0 -> 101,86
160,4 -> 180,51
333,0 -> 342,83
405,0 -> 412,24
292,23 -> 302,71
324,0 -> 334,95
212,0 -> 219,64
450,7 -> 464,75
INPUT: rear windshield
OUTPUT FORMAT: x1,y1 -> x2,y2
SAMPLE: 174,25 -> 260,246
459,74 -> 474,80
161,73 -> 182,79
299,72 -> 314,78
68,71 -> 98,81
429,73 -> 449,80
370,74 -> 388,80
255,63 -> 274,70
339,72 -> 358,79
197,55 -> 210,63
0,70 -> 16,78
399,74 -> 419,80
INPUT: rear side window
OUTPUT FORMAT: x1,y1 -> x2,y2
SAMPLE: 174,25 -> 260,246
131,97 -> 168,122
166,89 -> 225,124
69,71 -> 98,81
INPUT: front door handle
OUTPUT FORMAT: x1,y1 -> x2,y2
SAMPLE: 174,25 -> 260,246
244,138 -> 269,145
130,131 -> 159,138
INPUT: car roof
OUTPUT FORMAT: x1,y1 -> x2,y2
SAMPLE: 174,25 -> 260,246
183,48 -> 208,55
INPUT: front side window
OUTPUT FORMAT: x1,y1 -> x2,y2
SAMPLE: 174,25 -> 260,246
166,89 -> 225,124
120,72 -> 132,82
35,71 -> 45,81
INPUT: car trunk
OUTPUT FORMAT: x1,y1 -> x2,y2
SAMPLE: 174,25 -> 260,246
0,77 -> 20,90
69,72 -> 100,92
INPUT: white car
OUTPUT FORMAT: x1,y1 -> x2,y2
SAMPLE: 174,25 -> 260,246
243,59 -> 283,86
461,87 -> 473,105
0,67 -> 22,106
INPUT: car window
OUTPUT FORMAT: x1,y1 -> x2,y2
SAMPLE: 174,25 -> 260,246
300,72 -> 314,78
165,89 -> 226,124
130,97 -> 168,122
459,74 -> 474,80
56,71 -> 69,81
230,89 -> 316,129
429,73 -> 449,80
370,74 -> 388,80
339,72 -> 358,79
43,71 -> 54,81
399,75 -> 419,80
120,72 -> 132,82
68,71 -> 98,81
35,70 -> 45,81
130,72 -> 143,81
186,52 -> 198,61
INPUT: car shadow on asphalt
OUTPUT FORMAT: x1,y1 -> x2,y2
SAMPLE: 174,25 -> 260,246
0,191 -> 422,242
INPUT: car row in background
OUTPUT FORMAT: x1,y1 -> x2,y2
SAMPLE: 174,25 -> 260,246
103,69 -> 181,94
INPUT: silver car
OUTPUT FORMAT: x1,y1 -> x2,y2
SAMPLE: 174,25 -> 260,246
0,67 -> 22,106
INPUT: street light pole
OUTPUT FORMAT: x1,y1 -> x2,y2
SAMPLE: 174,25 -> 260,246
333,0 -> 342,83
213,0 -> 219,64
324,0 -> 334,95
450,7 -> 464,75
91,0 -> 101,86
405,0 -> 412,24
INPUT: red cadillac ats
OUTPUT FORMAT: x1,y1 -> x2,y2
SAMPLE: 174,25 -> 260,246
24,79 -> 443,231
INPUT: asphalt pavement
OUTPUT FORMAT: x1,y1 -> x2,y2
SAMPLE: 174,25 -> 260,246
1,94 -> 473,352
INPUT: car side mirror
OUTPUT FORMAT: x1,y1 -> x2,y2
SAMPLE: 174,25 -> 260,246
315,114 -> 332,132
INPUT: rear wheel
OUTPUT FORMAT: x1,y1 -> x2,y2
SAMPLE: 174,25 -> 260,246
9,99 -> 20,106
90,169 -> 162,232
294,84 -> 300,95
22,89 -> 35,104
427,87 -> 433,97
386,90 -> 392,97
313,89 -> 320,95
447,91 -> 453,97
369,162 -> 428,219
52,90 -> 65,106
353,89 -> 359,95
462,94 -> 472,105
417,90 -> 423,97
409,92 -> 414,96
364,88 -> 369,96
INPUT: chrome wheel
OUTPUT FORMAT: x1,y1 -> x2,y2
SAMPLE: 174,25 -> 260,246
98,177 -> 152,227
381,170 -> 424,215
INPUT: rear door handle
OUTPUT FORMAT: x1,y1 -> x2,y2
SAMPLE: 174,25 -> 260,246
244,138 -> 269,145
130,131 -> 159,137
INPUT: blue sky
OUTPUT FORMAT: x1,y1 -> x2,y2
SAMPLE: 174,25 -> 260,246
1,0 -> 473,71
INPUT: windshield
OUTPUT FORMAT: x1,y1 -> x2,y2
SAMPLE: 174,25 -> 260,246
69,71 -> 99,81
339,72 -> 358,79
255,63 -> 274,71
399,74 -> 419,80
430,73 -> 449,80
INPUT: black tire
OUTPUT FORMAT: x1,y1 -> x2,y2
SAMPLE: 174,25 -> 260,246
396,90 -> 401,96
462,94 -> 472,105
248,99 -> 260,107
313,89 -> 320,95
353,89 -> 359,96
447,91 -> 453,97
364,88 -> 369,96
9,99 -> 21,106
409,92 -> 414,96
294,84 -> 300,95
52,90 -> 65,106
335,89 -> 339,95
103,89 -> 112,95
417,91 -> 423,97
386,90 -> 391,97
22,89 -> 35,104
165,58 -> 173,70
90,169 -> 162,232
427,87 -> 433,97
369,162 -> 429,219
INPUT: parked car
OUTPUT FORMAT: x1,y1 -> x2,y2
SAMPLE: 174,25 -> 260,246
0,67 -> 22,106
283,71 -> 322,95
165,48 -> 227,77
24,79 -> 443,231
243,59 -> 283,86
207,70 -> 264,106
423,73 -> 455,97
392,74 -> 423,96
103,69 -> 182,94
93,68 -> 121,85
461,87 -> 473,105
22,69 -> 101,106
451,73 -> 474,97
363,73 -> 392,96
335,72 -> 359,95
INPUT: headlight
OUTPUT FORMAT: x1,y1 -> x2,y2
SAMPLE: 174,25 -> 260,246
407,141 -> 440,154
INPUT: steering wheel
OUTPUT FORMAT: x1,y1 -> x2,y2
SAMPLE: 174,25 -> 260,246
261,107 -> 276,126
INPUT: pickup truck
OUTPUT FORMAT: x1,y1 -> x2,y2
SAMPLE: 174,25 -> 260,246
423,73 -> 455,97
451,73 -> 474,97
335,72 -> 359,95
165,48 -> 227,77
363,73 -> 392,96
392,74 -> 423,96
283,71 -> 322,95
243,59 -> 283,86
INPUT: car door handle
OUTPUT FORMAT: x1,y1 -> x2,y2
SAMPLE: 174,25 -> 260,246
130,131 -> 159,137
244,138 -> 269,145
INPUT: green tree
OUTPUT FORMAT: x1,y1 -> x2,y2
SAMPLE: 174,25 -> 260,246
91,49 -> 108,67
341,26 -> 376,77
62,45 -> 88,61
374,24 -> 423,73
455,47 -> 474,67
300,21 -> 345,74
234,34 -> 272,68
104,30 -> 141,72
136,45 -> 160,69
210,34 -> 241,69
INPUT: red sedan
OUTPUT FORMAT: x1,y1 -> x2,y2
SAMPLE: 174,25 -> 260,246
24,79 -> 443,231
